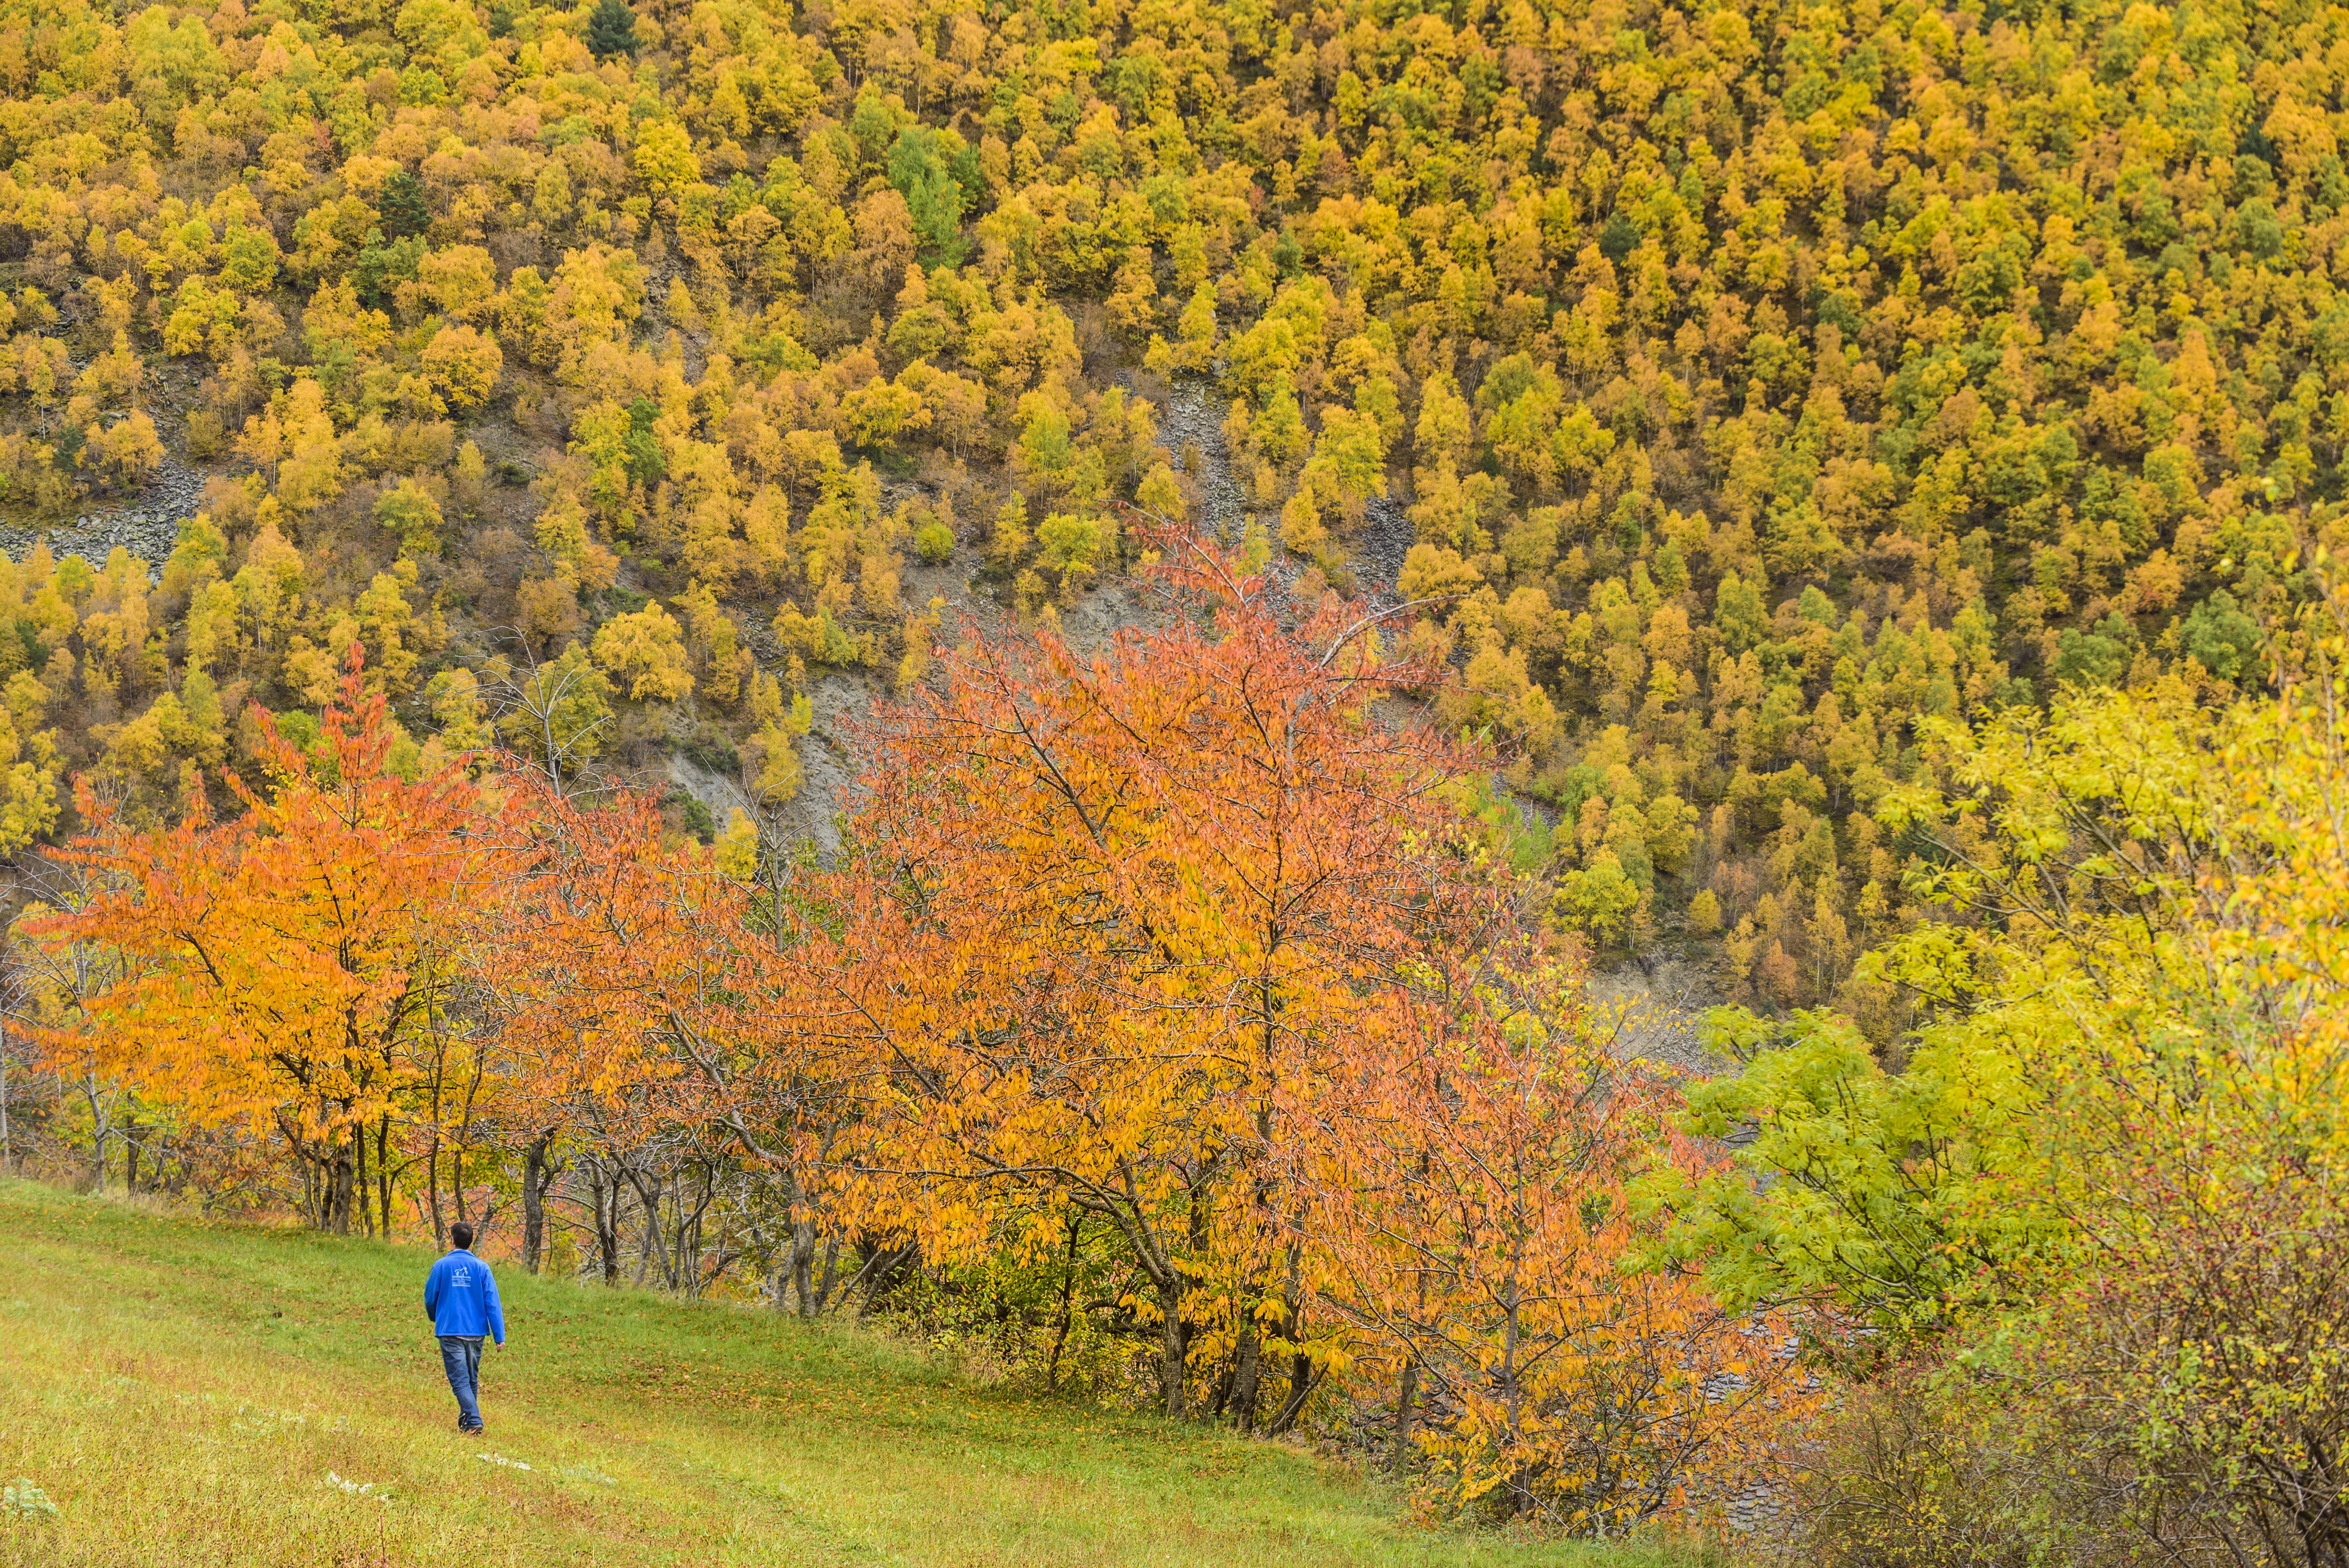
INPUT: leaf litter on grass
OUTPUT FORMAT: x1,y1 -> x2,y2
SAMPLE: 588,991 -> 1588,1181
322,1472 -> 394,1504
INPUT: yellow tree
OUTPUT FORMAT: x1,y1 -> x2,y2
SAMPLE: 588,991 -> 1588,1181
591,602 -> 695,702
1652,576 -> 2349,1558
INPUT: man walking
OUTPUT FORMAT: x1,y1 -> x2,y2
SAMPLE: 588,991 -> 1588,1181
424,1221 -> 505,1434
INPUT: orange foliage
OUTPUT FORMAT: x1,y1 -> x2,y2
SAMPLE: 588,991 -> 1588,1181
25,648 -> 481,1232
468,773 -> 871,1300
1315,970 -> 1807,1528
822,528 -> 1485,1416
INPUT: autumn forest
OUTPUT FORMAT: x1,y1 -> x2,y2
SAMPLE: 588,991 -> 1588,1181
0,0 -> 2343,1555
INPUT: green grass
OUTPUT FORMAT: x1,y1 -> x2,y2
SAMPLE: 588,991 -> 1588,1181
0,1180 -> 1709,1566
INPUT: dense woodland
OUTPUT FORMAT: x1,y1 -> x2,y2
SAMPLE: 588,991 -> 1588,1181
0,0 -> 2343,1556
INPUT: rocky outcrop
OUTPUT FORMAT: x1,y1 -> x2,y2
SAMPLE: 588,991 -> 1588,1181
0,455 -> 209,578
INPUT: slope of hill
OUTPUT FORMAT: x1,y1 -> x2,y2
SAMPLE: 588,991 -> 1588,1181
0,1180 -> 1704,1567
0,0 -> 2326,1031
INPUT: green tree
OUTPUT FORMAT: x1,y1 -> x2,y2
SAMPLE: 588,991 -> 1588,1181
1647,645 -> 2349,1556
886,127 -> 968,262
586,0 -> 637,59
374,478 -> 444,558
2050,613 -> 2135,688
376,170 -> 429,241
2181,589 -> 2261,682
217,225 -> 280,294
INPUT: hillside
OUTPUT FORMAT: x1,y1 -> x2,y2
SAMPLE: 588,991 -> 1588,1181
0,0 -> 2333,1028
0,1180 -> 1702,1567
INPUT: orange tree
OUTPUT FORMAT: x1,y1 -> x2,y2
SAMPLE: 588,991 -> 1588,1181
469,771 -> 876,1301
820,529 -> 1501,1418
460,779 -> 681,1279
1313,956 -> 1805,1531
24,650 -> 482,1233
814,530 -> 1794,1525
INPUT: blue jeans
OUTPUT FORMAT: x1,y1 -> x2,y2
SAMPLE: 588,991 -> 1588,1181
438,1335 -> 485,1431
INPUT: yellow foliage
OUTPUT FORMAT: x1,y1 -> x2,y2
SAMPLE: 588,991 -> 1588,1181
590,603 -> 695,703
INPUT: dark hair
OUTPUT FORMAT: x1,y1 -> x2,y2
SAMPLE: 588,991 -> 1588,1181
450,1222 -> 475,1250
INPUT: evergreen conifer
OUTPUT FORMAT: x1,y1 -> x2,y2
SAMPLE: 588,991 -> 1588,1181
377,169 -> 429,239
587,0 -> 638,60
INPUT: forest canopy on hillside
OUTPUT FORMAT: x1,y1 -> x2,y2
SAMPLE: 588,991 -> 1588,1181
0,0 -> 2333,1005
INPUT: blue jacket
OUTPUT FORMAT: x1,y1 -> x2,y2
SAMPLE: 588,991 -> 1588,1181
424,1249 -> 505,1343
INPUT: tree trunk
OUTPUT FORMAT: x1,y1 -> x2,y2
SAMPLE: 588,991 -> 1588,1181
790,1212 -> 818,1317
1046,1215 -> 1082,1391
1263,1245 -> 1313,1434
1159,1276 -> 1187,1418
426,1135 -> 445,1247
327,1137 -> 354,1235
353,1121 -> 372,1238
83,1078 -> 110,1195
376,1115 -> 394,1240
590,1163 -> 621,1283
1390,1360 -> 1419,1473
1501,1242 -> 1528,1518
521,1131 -> 558,1274
811,1235 -> 840,1314
1265,1350 -> 1315,1435
1230,1323 -> 1263,1432
857,1239 -> 917,1318
630,1170 -> 663,1288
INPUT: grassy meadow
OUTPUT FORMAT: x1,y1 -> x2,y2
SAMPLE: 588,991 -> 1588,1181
0,1179 -> 1715,1566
